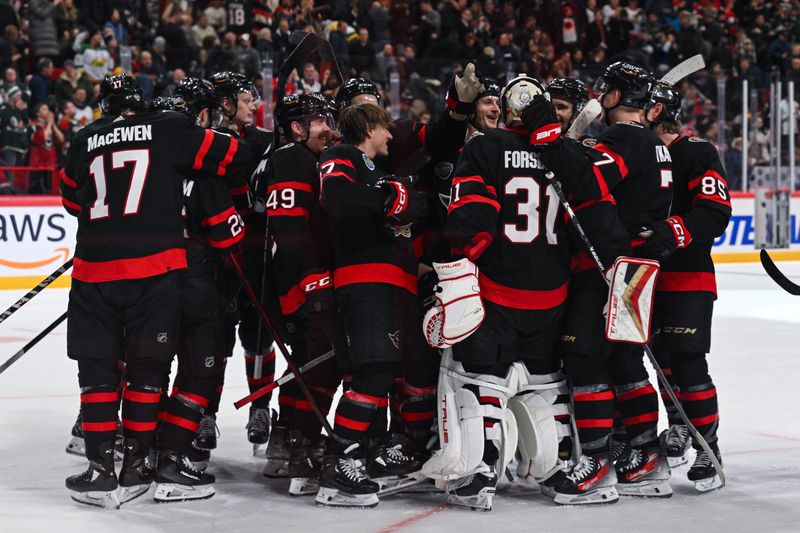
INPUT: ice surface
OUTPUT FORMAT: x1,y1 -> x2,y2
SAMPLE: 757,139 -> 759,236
1,262 -> 799,532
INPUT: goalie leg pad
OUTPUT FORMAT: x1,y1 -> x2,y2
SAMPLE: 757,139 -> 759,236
606,257 -> 660,345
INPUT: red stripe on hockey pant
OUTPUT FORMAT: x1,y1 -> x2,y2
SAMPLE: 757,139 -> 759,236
82,421 -> 119,432
334,414 -> 371,432
161,412 -> 200,433
122,419 -> 159,432
333,263 -> 418,295
247,374 -> 276,385
81,391 -> 119,403
622,412 -> 658,426
72,248 -> 188,283
575,418 -> 614,429
343,390 -> 390,408
479,396 -> 501,407
479,273 -> 569,310
690,413 -> 720,426
573,390 -> 615,402
681,387 -> 717,401
401,410 -> 435,422
175,391 -> 209,408
122,389 -> 162,403
192,129 -> 215,170
217,136 -> 239,176
616,384 -> 656,402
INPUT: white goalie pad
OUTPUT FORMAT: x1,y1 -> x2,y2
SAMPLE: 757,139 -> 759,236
422,350 -> 516,480
605,256 -> 660,345
423,259 -> 485,349
509,371 -> 575,483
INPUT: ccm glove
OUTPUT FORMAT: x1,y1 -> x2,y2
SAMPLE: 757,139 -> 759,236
379,179 -> 428,226
634,216 -> 692,261
520,95 -> 562,149
445,63 -> 485,115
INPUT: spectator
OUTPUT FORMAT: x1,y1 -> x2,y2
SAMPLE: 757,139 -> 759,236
28,57 -> 55,112
349,27 -> 376,78
677,11 -> 705,61
0,86 -> 30,185
295,62 -> 321,94
76,28 -> 114,84
160,68 -> 186,97
204,0 -> 227,33
420,1 -> 441,35
71,86 -> 93,126
28,0 -> 60,61
2,24 -> 28,74
28,102 -> 63,193
0,1 -> 17,32
328,21 -> 351,75
255,27 -> 272,58
192,13 -> 218,48
54,59 -> 91,105
372,43 -> 397,86
204,33 -> 237,75
368,1 -> 391,50
1,66 -> 24,103
769,29 -> 791,73
236,33 -> 261,78
57,98 -> 80,156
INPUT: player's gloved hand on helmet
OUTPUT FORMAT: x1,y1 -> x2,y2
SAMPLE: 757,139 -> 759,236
521,96 -> 562,149
446,63 -> 485,116
633,216 -> 692,261
378,178 -> 428,226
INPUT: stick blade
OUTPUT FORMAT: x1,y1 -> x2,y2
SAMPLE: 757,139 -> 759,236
566,99 -> 601,140
760,249 -> 800,295
660,54 -> 705,85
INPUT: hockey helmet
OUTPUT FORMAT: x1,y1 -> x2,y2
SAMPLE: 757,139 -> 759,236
277,92 -> 336,136
593,62 -> 655,110
152,95 -> 188,114
99,73 -> 146,115
209,71 -> 260,117
547,77 -> 590,113
477,78 -> 502,100
500,75 -> 547,127
649,81 -> 682,123
175,77 -> 218,117
336,77 -> 382,108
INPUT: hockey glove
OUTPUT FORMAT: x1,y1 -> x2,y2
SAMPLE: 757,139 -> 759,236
379,179 -> 428,226
634,216 -> 692,261
445,63 -> 485,115
521,96 -> 562,149
423,258 -> 484,349
297,273 -> 335,319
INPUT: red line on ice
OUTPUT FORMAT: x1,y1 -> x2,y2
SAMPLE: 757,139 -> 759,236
753,432 -> 800,443
379,504 -> 448,533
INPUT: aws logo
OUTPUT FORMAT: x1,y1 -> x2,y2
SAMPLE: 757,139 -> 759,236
0,213 -> 67,243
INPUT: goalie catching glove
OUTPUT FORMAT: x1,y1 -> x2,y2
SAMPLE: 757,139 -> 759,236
423,258 -> 485,349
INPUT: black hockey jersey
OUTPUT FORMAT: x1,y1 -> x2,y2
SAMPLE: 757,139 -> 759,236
319,143 -> 418,295
377,112 -> 469,176
658,135 -> 732,296
268,142 -> 333,315
447,128 -> 571,310
60,111 -> 245,282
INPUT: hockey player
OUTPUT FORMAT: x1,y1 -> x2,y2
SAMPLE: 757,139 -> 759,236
643,81 -> 730,491
421,75 -> 576,511
60,74 -> 247,509
547,77 -> 590,132
266,92 -> 345,496
522,63 -> 674,503
195,72 -> 277,455
314,104 -> 428,508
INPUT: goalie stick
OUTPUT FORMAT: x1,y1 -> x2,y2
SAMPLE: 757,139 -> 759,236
234,348 -> 336,409
760,249 -> 800,295
0,257 -> 72,327
0,311 -> 67,376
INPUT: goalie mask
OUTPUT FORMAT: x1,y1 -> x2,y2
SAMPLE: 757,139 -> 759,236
500,75 -> 547,127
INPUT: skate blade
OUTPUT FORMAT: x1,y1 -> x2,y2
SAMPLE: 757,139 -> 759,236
289,477 -> 319,496
446,487 -> 495,512
314,487 -> 379,508
693,474 -> 723,493
553,486 -> 619,506
118,484 -> 151,504
153,483 -> 215,503
377,475 -> 430,496
667,453 -> 690,468
65,437 -> 85,457
618,478 -> 673,498
70,489 -> 121,510
262,460 -> 290,478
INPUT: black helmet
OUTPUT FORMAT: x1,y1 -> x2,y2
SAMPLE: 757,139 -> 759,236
336,77 -> 382,108
209,71 -> 259,117
175,77 -> 217,117
277,92 -> 336,138
650,81 -> 682,123
593,62 -> 655,110
99,73 -> 145,115
152,95 -> 188,114
477,78 -> 501,100
547,77 -> 590,112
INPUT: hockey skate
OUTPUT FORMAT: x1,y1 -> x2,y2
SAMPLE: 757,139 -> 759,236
538,459 -> 574,499
315,443 -> 379,508
65,444 -> 120,510
288,431 -> 321,497
263,416 -> 290,478
688,444 -> 723,492
117,439 -> 154,504
660,424 -> 692,467
552,454 -> 619,505
185,443 -> 211,471
153,451 -> 216,503
194,414 -> 219,450
366,441 -> 427,496
65,412 -> 85,457
247,407 -> 270,455
615,446 -> 672,498
609,438 -> 629,465
445,464 -> 497,511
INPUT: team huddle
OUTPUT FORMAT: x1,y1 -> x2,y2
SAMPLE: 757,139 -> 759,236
59,55 -> 731,511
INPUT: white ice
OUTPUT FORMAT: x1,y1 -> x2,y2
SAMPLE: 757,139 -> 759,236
1,262 -> 799,533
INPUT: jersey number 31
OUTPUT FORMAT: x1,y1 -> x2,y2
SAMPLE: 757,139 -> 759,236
504,177 -> 559,244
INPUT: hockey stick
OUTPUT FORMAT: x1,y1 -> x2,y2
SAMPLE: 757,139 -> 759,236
0,257 -> 72,327
759,249 -> 800,295
547,176 -> 726,486
0,311 -> 67,376
566,99 -> 602,140
227,254 -> 346,444
660,54 -> 706,85
234,348 -> 336,409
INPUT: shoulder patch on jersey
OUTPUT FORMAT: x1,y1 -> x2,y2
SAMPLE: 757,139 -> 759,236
581,137 -> 597,147
617,121 -> 644,128
688,136 -> 708,143
467,130 -> 484,142
362,153 -> 375,170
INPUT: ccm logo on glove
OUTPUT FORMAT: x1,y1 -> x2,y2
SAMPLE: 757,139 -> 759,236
665,216 -> 691,248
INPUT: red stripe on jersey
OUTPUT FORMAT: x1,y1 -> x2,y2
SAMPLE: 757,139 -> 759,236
161,412 -> 200,432
333,263 -> 418,295
269,207 -> 309,218
593,143 -> 628,178
279,395 -> 296,408
343,390 -> 390,408
479,274 -> 568,310
656,271 -> 717,295
575,418 -> 614,428
447,194 -> 500,214
80,391 -> 119,403
417,124 -> 427,146
202,206 -> 238,227
573,194 -> 617,212
62,197 -> 82,212
61,172 -> 77,188
122,389 -> 161,403
122,419 -> 159,432
680,388 -> 717,401
175,391 -> 209,408
690,413 -> 719,426
334,414 -> 370,431
591,165 -> 611,197
82,421 -> 118,432
268,181 -> 313,193
622,412 -> 658,426
573,390 -> 615,402
323,158 -> 355,169
208,232 -> 244,250
687,170 -> 726,191
192,129 -> 215,170
73,247 -> 187,283
229,183 -> 250,195
217,136 -> 239,176
452,175 -> 486,186
294,399 -> 314,412
320,171 -> 355,182
616,385 -> 656,402
693,193 -> 732,208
